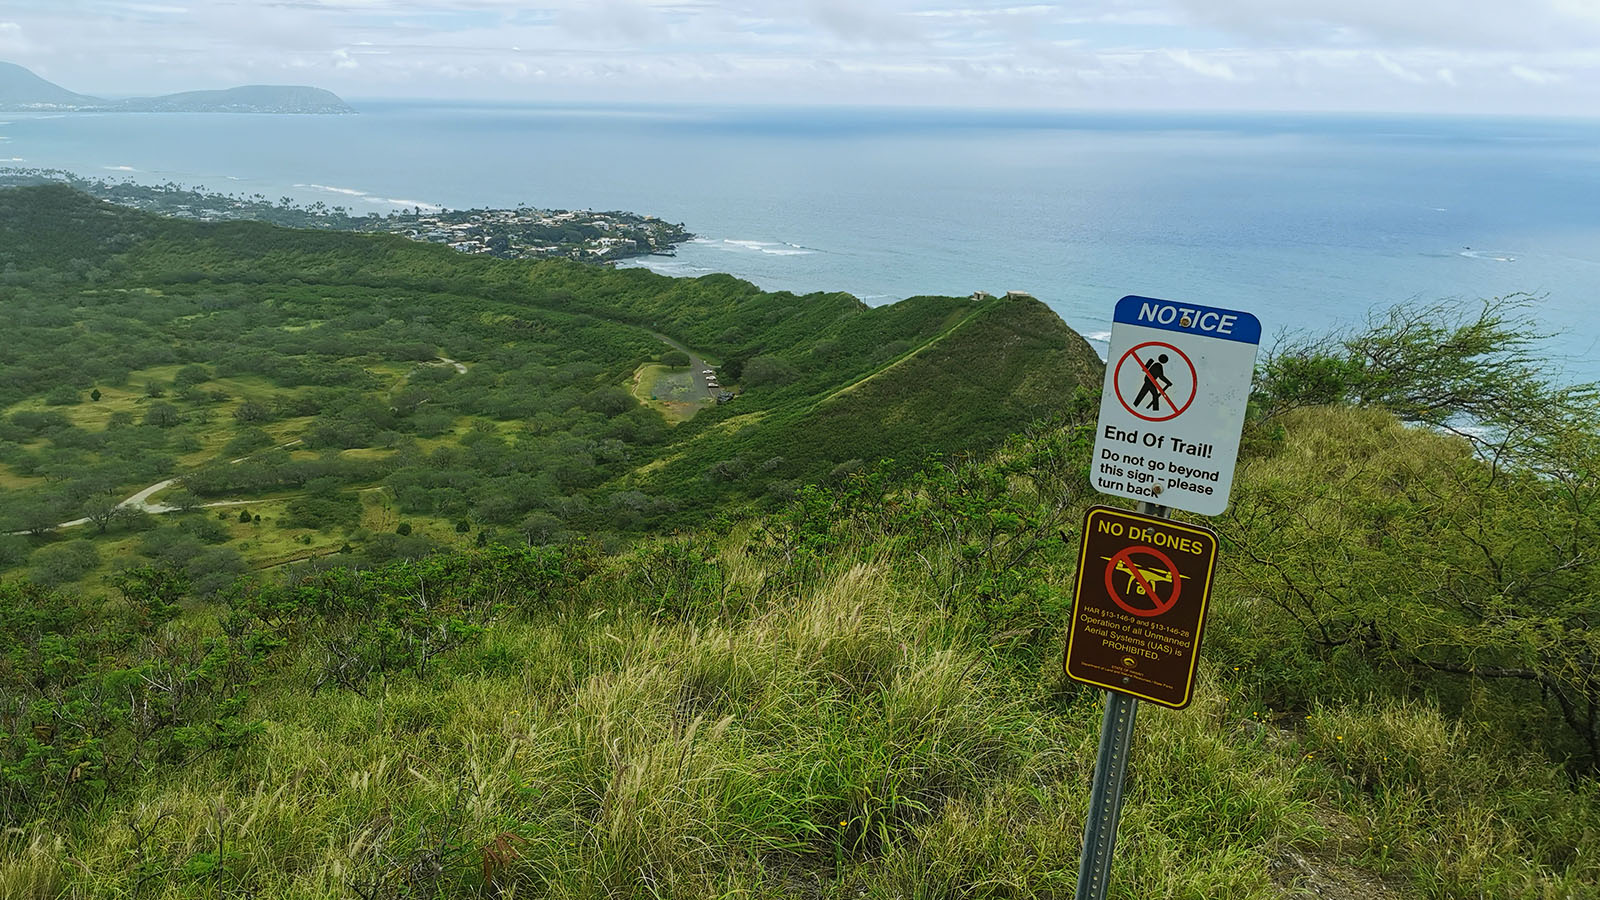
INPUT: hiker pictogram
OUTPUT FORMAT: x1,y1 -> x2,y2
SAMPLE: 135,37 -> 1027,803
1114,341 -> 1196,423
1133,354 -> 1171,411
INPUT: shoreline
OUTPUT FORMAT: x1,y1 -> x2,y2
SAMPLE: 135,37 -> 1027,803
0,166 -> 694,265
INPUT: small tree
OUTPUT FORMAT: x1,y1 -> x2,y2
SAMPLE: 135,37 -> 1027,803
43,385 -> 80,406
142,402 -> 182,428
1254,295 -> 1592,451
111,506 -> 154,532
90,388 -> 102,402
174,364 -> 213,388
15,499 -> 64,537
164,489 -> 202,514
82,495 -> 119,534
234,400 -> 273,424
114,565 -> 189,626
1233,296 -> 1600,768
28,541 -> 100,586
741,355 -> 798,388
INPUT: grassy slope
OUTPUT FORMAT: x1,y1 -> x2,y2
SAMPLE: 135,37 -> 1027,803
1,548 -> 1324,900
5,406 -> 1597,899
789,294 -> 1102,459
632,293 -> 1103,497
0,184 -> 158,273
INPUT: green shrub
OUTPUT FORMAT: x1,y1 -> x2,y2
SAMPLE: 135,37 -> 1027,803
223,426 -> 275,457
0,567 -> 263,822
282,494 -> 361,530
0,534 -> 32,569
26,540 -> 99,586
42,384 -> 79,406
740,354 -> 797,388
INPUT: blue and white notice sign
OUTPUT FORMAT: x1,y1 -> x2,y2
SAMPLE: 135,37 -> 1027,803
1091,295 -> 1261,516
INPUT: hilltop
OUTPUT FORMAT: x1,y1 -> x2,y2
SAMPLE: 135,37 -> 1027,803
0,61 -> 96,108
111,85 -> 353,114
0,62 -> 353,113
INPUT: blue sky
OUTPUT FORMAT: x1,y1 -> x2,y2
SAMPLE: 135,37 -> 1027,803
3,1 -> 1598,114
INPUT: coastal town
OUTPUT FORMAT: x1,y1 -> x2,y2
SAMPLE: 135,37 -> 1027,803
363,206 -> 692,262
0,168 -> 693,263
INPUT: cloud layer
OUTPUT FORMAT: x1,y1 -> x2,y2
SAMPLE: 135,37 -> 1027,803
5,1 -> 1597,113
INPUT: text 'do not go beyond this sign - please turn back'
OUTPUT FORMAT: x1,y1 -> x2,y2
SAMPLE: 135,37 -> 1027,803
1091,295 -> 1261,516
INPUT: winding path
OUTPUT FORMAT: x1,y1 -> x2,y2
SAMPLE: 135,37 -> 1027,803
20,356 -> 476,536
11,440 -> 304,535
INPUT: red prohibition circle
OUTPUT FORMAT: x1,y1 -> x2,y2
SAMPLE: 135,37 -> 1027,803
1114,341 -> 1197,422
1105,545 -> 1182,617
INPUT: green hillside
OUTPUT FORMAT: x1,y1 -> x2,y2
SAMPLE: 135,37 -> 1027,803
630,293 -> 1103,501
3,187 -> 1599,899
0,186 -> 1100,587
4,390 -> 1598,898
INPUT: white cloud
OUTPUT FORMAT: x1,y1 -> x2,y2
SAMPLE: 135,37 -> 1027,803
1166,48 -> 1235,80
802,0 -> 924,45
1169,0 -> 1600,51
0,1 -> 1594,113
0,21 -> 28,54
1510,64 -> 1564,85
557,0 -> 671,42
1372,52 -> 1425,83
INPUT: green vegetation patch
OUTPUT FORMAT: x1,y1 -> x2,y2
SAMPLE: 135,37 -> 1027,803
630,362 -> 712,424
0,186 -> 1100,586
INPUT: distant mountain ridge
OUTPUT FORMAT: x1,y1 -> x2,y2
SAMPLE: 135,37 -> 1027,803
0,61 -> 353,113
0,61 -> 93,107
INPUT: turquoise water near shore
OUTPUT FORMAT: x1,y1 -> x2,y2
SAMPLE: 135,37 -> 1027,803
7,103 -> 1598,379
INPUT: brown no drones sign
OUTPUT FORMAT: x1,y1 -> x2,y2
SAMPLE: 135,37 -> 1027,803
1064,506 -> 1218,709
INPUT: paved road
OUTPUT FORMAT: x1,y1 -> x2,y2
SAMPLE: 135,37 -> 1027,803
12,440 -> 303,535
653,333 -> 720,399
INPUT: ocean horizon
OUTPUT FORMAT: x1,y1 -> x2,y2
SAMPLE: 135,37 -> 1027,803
8,101 -> 1598,380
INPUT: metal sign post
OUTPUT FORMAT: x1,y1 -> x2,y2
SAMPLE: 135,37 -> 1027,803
1068,295 -> 1260,900
1073,500 -> 1159,900
1075,679 -> 1142,900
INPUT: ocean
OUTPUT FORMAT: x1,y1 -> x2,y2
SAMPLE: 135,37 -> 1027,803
6,102 -> 1598,380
